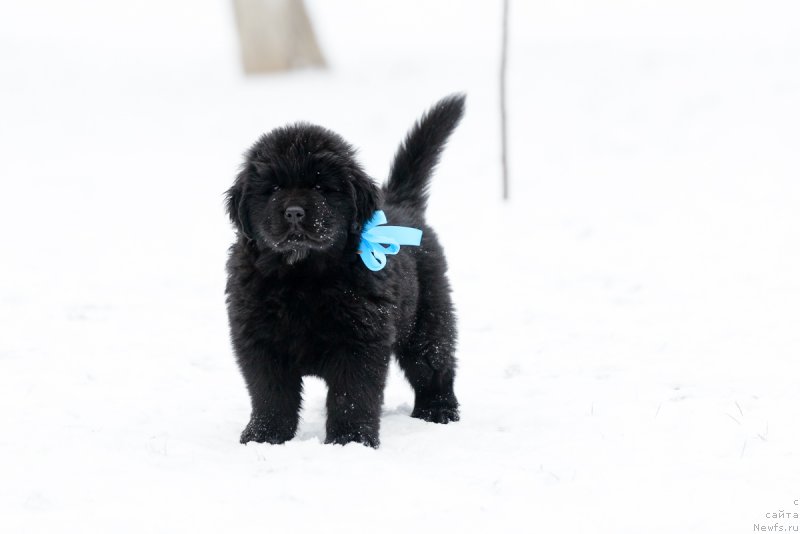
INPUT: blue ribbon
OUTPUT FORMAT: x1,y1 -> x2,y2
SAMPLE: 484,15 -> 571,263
357,210 -> 422,271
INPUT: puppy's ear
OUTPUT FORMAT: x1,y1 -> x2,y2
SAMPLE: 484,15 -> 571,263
225,172 -> 253,240
350,169 -> 380,230
252,160 -> 269,176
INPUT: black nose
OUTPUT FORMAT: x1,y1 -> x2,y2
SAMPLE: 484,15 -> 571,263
284,206 -> 305,224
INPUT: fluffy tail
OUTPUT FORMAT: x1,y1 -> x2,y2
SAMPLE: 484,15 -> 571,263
384,93 -> 465,213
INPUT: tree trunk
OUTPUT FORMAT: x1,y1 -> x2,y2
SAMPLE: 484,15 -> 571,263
233,0 -> 326,74
500,0 -> 510,200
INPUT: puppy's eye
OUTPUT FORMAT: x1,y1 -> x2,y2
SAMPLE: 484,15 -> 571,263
314,184 -> 323,191
272,185 -> 280,192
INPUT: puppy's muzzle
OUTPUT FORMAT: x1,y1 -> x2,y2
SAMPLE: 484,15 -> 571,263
284,205 -> 305,228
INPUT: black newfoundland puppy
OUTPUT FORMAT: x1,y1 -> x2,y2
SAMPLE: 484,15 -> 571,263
225,94 -> 464,448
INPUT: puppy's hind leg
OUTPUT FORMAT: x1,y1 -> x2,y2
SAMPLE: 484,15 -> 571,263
396,294 -> 459,424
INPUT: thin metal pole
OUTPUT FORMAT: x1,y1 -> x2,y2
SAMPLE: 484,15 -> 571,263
500,0 -> 510,200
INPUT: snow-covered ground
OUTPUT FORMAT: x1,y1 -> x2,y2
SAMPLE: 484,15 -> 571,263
2,1 -> 800,532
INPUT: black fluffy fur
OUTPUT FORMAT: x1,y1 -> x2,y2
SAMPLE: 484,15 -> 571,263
225,94 -> 465,448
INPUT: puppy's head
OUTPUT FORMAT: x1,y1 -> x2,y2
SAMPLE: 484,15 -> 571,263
226,124 -> 379,264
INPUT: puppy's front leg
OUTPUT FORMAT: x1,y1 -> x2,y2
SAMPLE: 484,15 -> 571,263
324,348 -> 390,448
237,347 -> 302,445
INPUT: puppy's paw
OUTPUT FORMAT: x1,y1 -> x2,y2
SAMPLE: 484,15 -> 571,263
412,404 -> 460,424
325,428 -> 380,449
239,417 -> 295,445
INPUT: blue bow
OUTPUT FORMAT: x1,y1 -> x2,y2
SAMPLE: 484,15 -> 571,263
357,210 -> 423,271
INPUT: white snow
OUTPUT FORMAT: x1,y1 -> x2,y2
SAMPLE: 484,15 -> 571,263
2,1 -> 800,532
